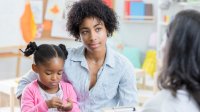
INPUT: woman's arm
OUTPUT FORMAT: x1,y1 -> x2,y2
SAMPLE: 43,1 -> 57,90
16,69 -> 38,99
118,62 -> 138,106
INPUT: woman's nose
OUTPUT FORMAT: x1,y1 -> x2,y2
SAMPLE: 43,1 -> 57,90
90,30 -> 97,40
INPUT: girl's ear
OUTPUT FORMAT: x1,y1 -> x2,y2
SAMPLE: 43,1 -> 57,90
32,64 -> 38,73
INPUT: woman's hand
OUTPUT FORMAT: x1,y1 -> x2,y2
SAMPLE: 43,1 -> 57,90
46,97 -> 63,108
57,98 -> 73,111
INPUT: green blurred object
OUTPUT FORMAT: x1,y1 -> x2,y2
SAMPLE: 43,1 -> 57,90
122,47 -> 141,68
187,0 -> 200,2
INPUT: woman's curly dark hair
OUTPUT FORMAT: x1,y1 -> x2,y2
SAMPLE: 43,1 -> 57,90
67,0 -> 118,40
158,9 -> 200,108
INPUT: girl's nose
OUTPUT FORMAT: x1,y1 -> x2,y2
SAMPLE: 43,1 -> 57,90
51,74 -> 57,80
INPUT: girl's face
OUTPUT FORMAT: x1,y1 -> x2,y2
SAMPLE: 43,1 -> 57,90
32,57 -> 64,90
79,17 -> 107,53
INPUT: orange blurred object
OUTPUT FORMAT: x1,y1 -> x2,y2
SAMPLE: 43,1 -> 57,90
20,1 -> 37,43
51,5 -> 59,14
43,20 -> 52,31
103,0 -> 113,9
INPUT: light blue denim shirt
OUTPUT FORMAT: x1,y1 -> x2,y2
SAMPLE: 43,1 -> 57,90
16,44 -> 138,112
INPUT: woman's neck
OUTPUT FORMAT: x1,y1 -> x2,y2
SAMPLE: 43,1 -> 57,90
85,49 -> 106,65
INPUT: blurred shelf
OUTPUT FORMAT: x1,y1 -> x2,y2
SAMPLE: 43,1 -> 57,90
160,22 -> 169,26
35,36 -> 74,41
123,16 -> 155,23
178,2 -> 200,6
124,15 -> 154,20
0,52 -> 19,58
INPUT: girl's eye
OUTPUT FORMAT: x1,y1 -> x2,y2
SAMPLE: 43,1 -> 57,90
58,71 -> 63,75
46,72 -> 52,75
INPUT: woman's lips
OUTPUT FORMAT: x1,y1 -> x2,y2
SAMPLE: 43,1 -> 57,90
89,43 -> 99,49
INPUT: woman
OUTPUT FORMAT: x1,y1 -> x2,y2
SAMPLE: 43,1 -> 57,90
141,9 -> 200,112
16,0 -> 138,111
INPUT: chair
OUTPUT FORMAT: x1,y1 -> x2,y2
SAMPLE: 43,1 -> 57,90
0,46 -> 23,78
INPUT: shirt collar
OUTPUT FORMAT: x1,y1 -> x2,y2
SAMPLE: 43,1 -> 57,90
104,44 -> 115,68
70,46 -> 85,62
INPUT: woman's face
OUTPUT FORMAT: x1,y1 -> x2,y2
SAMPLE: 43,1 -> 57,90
79,17 -> 107,53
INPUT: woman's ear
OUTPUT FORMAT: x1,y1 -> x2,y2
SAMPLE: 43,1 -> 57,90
32,64 -> 38,73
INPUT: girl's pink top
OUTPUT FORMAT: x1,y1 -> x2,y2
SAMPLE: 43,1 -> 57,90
21,80 -> 80,112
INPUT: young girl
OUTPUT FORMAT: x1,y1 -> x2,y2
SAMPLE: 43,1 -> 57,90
20,42 -> 80,112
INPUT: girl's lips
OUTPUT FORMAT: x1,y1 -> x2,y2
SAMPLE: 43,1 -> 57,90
51,82 -> 58,86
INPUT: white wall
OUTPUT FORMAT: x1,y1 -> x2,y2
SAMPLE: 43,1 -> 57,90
114,0 -> 158,54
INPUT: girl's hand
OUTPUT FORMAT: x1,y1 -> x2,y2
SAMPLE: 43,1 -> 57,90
46,97 -> 63,108
57,98 -> 73,111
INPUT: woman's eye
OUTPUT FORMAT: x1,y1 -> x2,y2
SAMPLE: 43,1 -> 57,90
96,28 -> 101,32
81,31 -> 88,35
